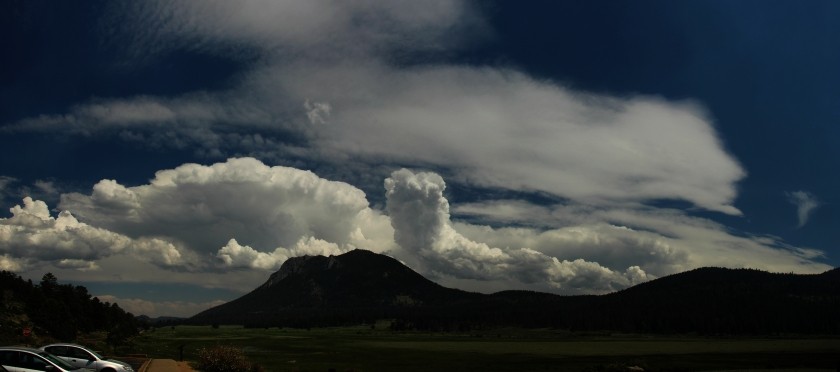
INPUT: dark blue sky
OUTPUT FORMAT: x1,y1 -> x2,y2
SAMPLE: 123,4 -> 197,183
472,1 -> 840,249
0,0 -> 837,316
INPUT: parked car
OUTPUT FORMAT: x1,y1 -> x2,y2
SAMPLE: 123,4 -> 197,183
38,345 -> 132,372
0,346 -> 81,372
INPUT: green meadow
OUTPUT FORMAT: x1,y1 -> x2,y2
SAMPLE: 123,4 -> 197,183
131,325 -> 840,371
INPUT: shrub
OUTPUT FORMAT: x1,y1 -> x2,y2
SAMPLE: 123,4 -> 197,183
195,345 -> 252,372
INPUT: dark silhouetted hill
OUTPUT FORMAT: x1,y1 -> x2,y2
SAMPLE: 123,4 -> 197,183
191,250 -> 480,327
191,250 -> 840,334
591,267 -> 840,334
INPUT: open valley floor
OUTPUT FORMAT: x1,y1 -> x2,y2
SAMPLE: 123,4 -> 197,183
131,325 -> 840,371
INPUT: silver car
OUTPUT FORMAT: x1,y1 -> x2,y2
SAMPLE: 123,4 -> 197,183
0,346 -> 81,372
38,345 -> 132,372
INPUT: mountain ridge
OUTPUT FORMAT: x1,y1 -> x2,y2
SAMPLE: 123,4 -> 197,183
192,249 -> 839,334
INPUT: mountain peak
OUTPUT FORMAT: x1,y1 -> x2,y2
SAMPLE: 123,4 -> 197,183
263,249 -> 391,288
263,254 -> 340,288
192,249 -> 471,325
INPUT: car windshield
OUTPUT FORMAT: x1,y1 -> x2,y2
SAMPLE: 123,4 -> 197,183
38,351 -> 79,371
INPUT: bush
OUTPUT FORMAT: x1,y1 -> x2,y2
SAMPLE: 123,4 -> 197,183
195,345 -> 252,372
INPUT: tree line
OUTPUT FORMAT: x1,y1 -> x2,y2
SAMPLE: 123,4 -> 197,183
0,271 -> 138,344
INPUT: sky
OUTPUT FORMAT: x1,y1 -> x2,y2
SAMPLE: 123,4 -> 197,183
1,0 -> 838,317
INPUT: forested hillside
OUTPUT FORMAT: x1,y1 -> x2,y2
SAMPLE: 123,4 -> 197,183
0,271 -> 138,344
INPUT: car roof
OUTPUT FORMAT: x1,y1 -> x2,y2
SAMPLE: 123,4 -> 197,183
0,346 -> 46,353
42,343 -> 86,347
41,343 -> 96,351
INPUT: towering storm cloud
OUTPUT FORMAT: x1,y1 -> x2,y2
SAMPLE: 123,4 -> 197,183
385,169 -> 650,293
58,158 -> 397,271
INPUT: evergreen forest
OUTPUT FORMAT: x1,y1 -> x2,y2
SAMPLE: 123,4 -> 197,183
0,271 -> 138,345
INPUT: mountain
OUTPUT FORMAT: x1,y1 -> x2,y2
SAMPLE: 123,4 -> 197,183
191,250 -> 840,334
191,250 -> 479,327
593,267 -> 840,334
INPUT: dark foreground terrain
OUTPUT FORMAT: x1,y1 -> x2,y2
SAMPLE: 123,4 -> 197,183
134,325 -> 840,372
192,250 -> 840,335
182,251 -> 840,370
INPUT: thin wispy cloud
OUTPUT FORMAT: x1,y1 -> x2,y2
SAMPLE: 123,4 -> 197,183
10,2 -> 745,217
787,191 -> 821,228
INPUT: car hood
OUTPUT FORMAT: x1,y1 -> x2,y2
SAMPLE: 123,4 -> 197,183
104,359 -> 132,368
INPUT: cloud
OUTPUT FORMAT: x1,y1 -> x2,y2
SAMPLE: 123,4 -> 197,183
0,197 -> 184,271
59,157 -> 397,270
385,168 -> 651,293
1,1 -> 833,306
34,180 -> 59,197
11,0 -> 744,217
0,178 -> 60,206
1,159 -> 831,301
109,0 -> 478,60
0,176 -> 16,195
304,100 -> 331,125
55,259 -> 100,271
0,254 -> 24,271
217,236 -> 343,270
452,199 -> 831,276
14,66 -> 746,218
0,177 -> 21,206
291,64 -> 745,215
6,95 -> 272,141
786,191 -> 821,228
95,294 -> 226,318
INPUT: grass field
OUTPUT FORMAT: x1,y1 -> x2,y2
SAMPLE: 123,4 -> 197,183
130,325 -> 840,371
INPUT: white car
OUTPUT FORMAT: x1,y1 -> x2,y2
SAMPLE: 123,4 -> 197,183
38,345 -> 132,372
0,347 -> 81,372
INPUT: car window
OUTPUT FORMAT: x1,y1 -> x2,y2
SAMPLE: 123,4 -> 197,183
0,351 -> 19,367
68,347 -> 93,361
45,346 -> 68,357
38,351 -> 78,371
27,354 -> 50,371
16,352 -> 45,371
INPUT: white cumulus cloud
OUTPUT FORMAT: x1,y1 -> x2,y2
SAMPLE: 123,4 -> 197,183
217,236 -> 344,270
0,160 -> 831,301
385,168 -> 651,293
59,157 -> 397,270
0,197 -> 184,271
